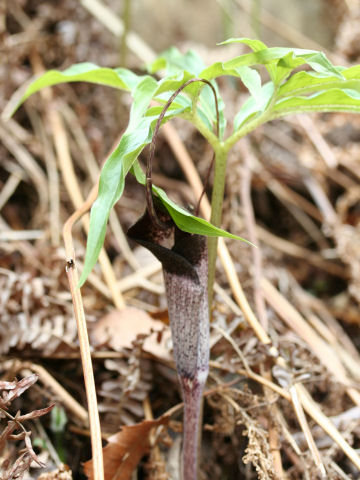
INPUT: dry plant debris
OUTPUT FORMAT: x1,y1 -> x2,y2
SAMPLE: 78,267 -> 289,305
0,374 -> 54,480
1,1 -> 360,479
83,416 -> 170,480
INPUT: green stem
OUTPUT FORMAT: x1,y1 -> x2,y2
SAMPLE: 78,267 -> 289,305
207,145 -> 228,305
224,109 -> 273,152
224,84 -> 279,151
184,93 -> 277,306
182,111 -> 219,149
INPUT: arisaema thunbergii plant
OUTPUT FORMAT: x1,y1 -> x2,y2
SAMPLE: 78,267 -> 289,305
6,37 -> 360,479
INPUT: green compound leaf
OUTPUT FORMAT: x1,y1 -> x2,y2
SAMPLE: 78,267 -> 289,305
6,63 -> 143,118
131,160 -> 254,242
7,40 -> 358,289
220,38 -> 343,85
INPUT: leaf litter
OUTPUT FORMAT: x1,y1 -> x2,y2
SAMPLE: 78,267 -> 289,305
1,1 -> 360,479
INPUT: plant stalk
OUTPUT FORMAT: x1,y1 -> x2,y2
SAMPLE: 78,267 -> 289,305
207,145 -> 228,305
180,377 -> 206,480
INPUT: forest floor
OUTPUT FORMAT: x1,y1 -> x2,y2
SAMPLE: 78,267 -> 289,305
1,1 -> 360,479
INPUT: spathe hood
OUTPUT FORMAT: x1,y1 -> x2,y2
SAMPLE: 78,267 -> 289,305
127,199 -> 209,380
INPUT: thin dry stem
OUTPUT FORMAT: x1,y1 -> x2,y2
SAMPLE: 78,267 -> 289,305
0,121 -> 48,217
290,384 -> 326,478
239,138 -> 267,330
80,0 -> 156,63
63,207 -> 104,480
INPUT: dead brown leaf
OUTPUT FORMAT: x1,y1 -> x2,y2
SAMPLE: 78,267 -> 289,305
83,416 -> 170,480
91,307 -> 171,360
0,374 -> 39,409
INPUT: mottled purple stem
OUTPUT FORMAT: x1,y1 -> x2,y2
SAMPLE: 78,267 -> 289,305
163,233 -> 209,480
127,204 -> 210,480
181,377 -> 207,480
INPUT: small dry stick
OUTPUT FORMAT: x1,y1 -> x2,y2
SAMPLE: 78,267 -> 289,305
290,384 -> 326,478
63,189 -> 104,480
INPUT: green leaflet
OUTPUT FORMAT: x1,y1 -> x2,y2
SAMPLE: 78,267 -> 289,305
235,66 -> 263,106
274,88 -> 360,116
220,38 -> 342,85
149,47 -> 226,138
6,63 -> 142,118
234,82 -> 275,131
219,37 -> 278,82
278,65 -> 360,97
131,161 -> 254,243
148,47 -> 206,76
128,76 -> 158,129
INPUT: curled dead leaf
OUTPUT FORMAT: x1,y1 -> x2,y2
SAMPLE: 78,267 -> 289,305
91,307 -> 171,360
0,374 -> 39,409
83,416 -> 170,480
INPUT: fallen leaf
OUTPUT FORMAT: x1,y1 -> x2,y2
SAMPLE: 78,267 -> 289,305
91,307 -> 171,360
149,308 -> 169,325
83,416 -> 169,480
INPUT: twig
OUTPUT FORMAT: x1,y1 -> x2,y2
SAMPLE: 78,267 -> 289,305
120,0 -> 131,67
35,114 -> 61,246
0,230 -> 44,241
80,0 -> 156,63
298,384 -> 360,471
0,121 -> 48,217
63,204 -> 104,480
296,115 -> 338,169
0,172 -> 22,212
290,383 -> 326,478
239,138 -> 267,330
257,227 -> 346,278
209,360 -> 290,400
